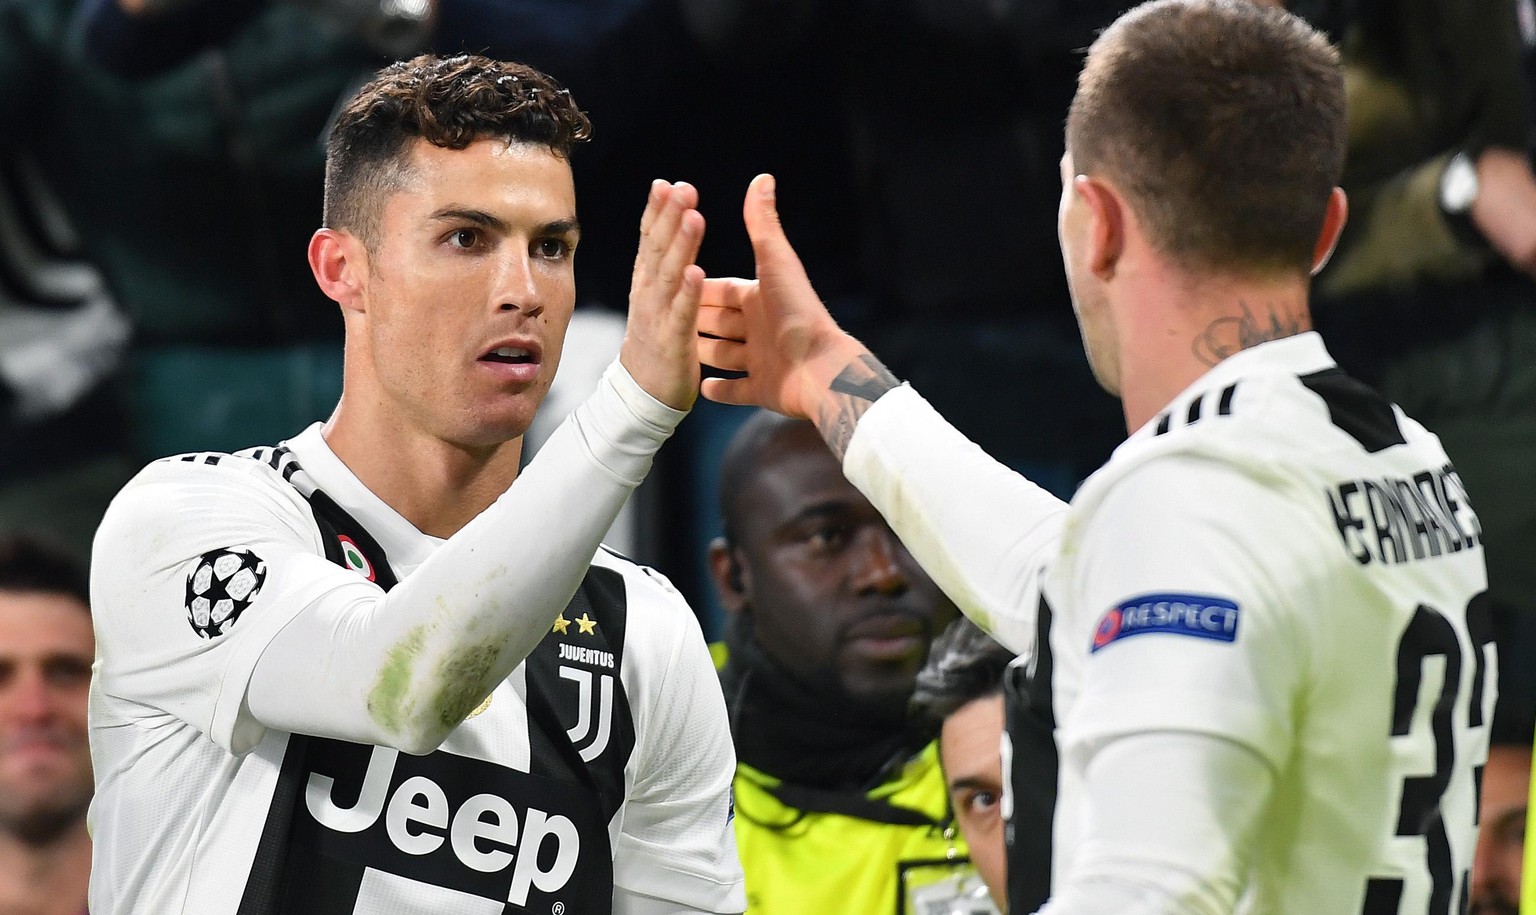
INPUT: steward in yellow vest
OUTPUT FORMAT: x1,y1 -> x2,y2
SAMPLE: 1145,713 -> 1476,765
706,413 -> 979,913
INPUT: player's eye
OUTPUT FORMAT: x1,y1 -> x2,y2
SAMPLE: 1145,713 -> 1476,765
806,525 -> 850,550
447,228 -> 482,250
963,789 -> 999,816
535,237 -> 571,260
44,657 -> 92,688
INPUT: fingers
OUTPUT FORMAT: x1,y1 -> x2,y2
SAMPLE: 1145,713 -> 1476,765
697,336 -> 747,373
638,179 -> 667,238
620,180 -> 706,411
741,173 -> 781,261
697,302 -> 747,342
701,375 -> 758,407
699,276 -> 755,311
741,174 -> 812,288
636,181 -> 702,283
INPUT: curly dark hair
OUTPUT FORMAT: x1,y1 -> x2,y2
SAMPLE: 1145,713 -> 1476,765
0,531 -> 89,608
322,53 -> 593,247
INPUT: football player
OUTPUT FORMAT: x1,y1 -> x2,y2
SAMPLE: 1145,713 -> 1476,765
697,0 -> 1493,910
89,54 -> 743,914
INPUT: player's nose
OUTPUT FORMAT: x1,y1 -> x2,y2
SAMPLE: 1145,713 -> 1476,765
0,669 -> 57,723
493,247 -> 544,318
851,530 -> 908,597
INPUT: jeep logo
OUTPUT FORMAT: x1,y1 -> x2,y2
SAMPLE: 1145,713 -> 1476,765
304,746 -> 580,906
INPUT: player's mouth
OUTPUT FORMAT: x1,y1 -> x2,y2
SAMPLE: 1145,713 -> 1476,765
477,340 -> 543,384
1,733 -> 80,768
843,613 -> 926,662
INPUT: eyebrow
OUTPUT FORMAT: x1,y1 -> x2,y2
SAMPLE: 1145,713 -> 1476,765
948,775 -> 998,793
791,499 -> 856,520
428,208 -> 581,239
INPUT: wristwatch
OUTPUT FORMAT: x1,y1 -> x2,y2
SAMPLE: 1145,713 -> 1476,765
1439,151 -> 1481,217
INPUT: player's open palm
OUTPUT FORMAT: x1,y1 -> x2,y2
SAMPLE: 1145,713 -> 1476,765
620,179 -> 706,411
699,174 -> 869,420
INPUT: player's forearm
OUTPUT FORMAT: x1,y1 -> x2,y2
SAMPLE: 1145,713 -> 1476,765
798,339 -> 900,462
249,360 -> 683,753
841,386 -> 1067,653
613,886 -> 742,914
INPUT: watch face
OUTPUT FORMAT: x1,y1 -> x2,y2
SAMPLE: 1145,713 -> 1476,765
1442,156 -> 1480,214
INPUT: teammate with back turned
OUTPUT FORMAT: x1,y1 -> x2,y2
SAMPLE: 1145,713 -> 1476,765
694,1 -> 1494,911
87,54 -> 744,915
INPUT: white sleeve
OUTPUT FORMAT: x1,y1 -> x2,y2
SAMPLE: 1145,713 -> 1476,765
1058,455 -> 1309,769
91,360 -> 686,756
1036,732 -> 1273,914
612,569 -> 745,913
842,384 -> 1070,653
1042,456 -> 1310,911
612,886 -> 738,915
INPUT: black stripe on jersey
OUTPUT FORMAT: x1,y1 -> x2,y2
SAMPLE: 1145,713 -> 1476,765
1299,368 -> 1406,453
275,447 -> 302,481
238,490 -> 403,912
1186,393 -> 1205,425
235,734 -> 316,915
1217,383 -> 1237,416
1005,595 -> 1057,914
239,488 -> 622,912
1466,591 -> 1494,729
307,489 -> 400,589
525,566 -> 637,825
1154,413 -> 1172,436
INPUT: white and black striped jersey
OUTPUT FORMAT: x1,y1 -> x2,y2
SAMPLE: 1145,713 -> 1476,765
87,423 -> 744,914
842,332 -> 1492,913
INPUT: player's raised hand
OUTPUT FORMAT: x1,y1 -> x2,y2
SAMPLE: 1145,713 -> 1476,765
620,179 -> 706,411
700,175 -> 896,456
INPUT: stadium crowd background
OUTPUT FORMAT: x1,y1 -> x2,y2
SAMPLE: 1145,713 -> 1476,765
1,0 -> 1534,910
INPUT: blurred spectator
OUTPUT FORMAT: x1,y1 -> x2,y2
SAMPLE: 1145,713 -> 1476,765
1305,0 -> 1536,750
0,533 -> 93,915
12,0 -> 385,467
0,123 -> 134,559
707,411 -> 981,912
910,617 -> 1017,912
1474,734 -> 1529,914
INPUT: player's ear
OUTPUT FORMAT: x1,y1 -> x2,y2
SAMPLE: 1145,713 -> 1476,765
1310,187 -> 1348,276
707,537 -> 750,616
1074,174 -> 1126,278
309,227 -> 369,314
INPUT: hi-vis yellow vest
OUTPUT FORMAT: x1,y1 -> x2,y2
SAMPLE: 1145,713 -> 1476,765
713,645 -> 968,913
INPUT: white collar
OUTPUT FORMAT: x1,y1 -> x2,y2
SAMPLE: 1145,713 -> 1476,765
283,423 -> 445,574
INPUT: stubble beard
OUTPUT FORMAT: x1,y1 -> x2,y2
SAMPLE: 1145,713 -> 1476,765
0,781 -> 91,846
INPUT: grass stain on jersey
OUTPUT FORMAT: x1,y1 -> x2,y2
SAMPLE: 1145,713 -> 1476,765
369,625 -> 427,734
433,642 -> 501,728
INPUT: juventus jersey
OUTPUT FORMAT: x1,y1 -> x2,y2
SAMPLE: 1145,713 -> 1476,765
88,424 -> 744,914
842,333 -> 1492,913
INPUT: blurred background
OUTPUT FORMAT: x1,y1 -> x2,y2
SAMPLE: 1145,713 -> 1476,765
1,0 -> 1533,779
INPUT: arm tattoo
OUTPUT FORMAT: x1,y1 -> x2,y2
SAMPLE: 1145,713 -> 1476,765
817,354 -> 900,461
1192,299 -> 1311,366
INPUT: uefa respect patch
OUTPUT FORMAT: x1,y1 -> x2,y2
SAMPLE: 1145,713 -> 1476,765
1090,592 -> 1240,653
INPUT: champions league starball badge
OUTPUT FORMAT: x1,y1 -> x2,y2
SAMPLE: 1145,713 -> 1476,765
185,548 -> 268,638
